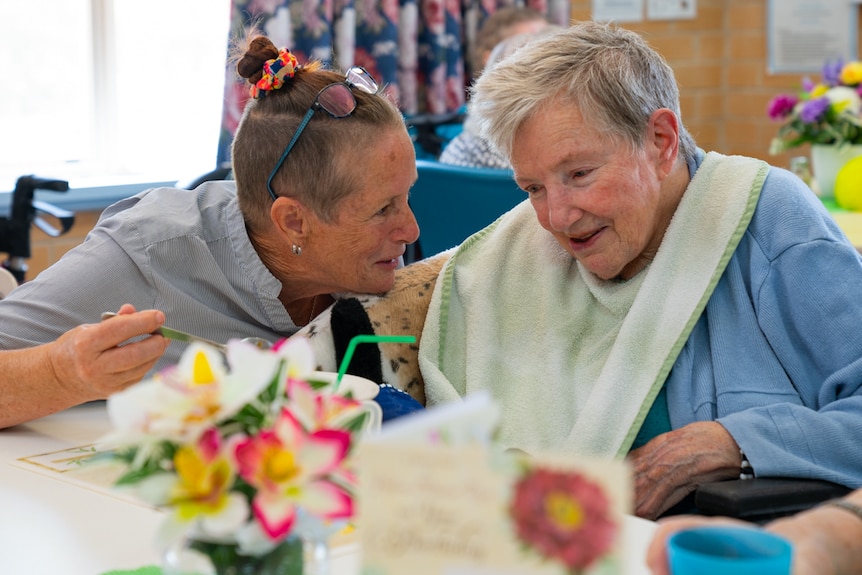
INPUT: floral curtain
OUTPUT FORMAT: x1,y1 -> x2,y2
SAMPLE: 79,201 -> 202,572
216,0 -> 569,164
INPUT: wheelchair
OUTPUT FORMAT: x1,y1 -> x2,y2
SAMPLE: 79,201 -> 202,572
0,175 -> 75,288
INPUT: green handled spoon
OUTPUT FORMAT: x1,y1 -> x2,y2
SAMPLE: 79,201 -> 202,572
100,311 -> 227,352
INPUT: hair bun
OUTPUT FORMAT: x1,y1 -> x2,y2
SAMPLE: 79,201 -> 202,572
236,36 -> 280,83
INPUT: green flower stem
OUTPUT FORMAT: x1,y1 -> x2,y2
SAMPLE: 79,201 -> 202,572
187,537 -> 303,575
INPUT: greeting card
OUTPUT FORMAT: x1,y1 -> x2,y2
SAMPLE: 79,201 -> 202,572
357,396 -> 630,575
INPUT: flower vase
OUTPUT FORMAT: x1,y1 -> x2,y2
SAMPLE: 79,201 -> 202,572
162,534 -> 329,575
810,144 -> 862,199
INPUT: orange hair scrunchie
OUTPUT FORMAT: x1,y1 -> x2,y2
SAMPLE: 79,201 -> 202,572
250,48 -> 299,99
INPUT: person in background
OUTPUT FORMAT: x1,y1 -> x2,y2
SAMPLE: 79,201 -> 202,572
440,29 -> 556,169
419,21 -> 862,519
647,488 -> 862,575
470,6 -> 551,78
0,32 -> 419,429
439,7 -> 553,169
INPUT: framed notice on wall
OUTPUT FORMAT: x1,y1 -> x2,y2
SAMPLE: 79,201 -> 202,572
591,0 -> 644,23
767,0 -> 859,74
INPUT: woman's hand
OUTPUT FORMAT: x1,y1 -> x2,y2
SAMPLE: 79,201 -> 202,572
49,303 -> 168,401
626,421 -> 741,519
647,502 -> 862,575
766,504 -> 862,575
0,304 -> 169,429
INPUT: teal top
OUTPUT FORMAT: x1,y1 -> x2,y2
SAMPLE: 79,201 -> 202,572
630,386 -> 671,451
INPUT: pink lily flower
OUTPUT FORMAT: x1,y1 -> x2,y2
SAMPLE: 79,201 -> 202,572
285,377 -> 366,430
234,408 -> 353,539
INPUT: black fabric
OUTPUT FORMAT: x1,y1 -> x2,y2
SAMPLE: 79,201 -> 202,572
329,297 -> 425,423
330,297 -> 384,384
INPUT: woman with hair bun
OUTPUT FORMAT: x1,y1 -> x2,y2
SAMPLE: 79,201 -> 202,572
0,33 -> 419,428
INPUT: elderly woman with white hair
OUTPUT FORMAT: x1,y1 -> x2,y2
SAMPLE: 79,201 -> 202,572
419,21 -> 862,519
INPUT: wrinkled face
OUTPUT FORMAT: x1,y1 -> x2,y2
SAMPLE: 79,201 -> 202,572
306,128 -> 419,294
511,100 -> 671,281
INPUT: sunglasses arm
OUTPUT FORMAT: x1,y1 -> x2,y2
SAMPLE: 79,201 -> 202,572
266,106 -> 317,201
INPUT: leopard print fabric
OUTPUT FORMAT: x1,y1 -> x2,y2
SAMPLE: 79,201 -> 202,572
293,251 -> 451,406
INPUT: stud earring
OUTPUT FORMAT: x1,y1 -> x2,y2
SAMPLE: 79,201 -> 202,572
292,244 -> 302,256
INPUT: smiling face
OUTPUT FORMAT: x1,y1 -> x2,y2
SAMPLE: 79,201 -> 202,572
511,99 -> 683,281
304,128 -> 419,295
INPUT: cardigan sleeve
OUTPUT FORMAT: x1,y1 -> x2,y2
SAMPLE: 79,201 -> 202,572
717,234 -> 862,486
672,168 -> 862,487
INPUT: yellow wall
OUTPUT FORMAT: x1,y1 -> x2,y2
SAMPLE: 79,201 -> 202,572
13,0 -> 862,279
23,210 -> 102,280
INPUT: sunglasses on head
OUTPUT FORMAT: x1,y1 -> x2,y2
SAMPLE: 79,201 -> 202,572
266,66 -> 379,201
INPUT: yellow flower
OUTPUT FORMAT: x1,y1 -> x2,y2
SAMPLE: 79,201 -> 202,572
840,62 -> 862,86
810,83 -> 829,98
544,491 -> 584,531
826,86 -> 862,116
191,348 -> 218,384
171,442 -> 235,519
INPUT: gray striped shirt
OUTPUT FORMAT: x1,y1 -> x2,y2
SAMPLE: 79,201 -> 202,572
0,181 -> 298,375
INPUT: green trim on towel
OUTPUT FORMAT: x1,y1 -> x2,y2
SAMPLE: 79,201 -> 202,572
435,247 -> 457,369
434,204 -> 523,369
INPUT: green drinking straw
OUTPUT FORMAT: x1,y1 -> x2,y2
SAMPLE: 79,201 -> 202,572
334,334 -> 417,392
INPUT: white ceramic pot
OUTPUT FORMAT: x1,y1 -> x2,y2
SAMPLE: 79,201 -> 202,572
810,144 -> 862,199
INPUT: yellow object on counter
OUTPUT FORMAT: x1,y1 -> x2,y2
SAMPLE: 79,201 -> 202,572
835,155 -> 862,211
823,198 -> 862,249
832,212 -> 862,249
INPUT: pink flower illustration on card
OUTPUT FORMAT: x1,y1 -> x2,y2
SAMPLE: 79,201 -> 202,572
510,467 -> 618,574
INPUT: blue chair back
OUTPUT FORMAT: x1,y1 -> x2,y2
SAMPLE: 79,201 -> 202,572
407,160 -> 525,260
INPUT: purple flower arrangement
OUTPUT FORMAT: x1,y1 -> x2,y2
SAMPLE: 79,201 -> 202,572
768,60 -> 862,154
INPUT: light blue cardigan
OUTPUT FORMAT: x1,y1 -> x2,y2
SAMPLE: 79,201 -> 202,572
668,153 -> 862,487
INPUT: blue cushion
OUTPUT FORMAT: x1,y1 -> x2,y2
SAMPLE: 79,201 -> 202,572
374,384 -> 425,422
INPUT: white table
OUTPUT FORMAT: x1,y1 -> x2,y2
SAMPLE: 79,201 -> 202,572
0,404 -> 658,574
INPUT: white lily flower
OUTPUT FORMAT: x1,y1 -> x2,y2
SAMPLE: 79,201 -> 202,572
826,86 -> 862,116
103,341 -> 280,447
272,336 -> 316,381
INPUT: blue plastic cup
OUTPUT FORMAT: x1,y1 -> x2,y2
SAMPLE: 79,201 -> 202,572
667,526 -> 792,575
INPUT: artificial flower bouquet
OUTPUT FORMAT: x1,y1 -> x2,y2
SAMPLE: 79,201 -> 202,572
100,337 -> 371,573
767,59 -> 862,154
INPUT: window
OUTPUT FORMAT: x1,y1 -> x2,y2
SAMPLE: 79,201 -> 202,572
0,0 -> 231,197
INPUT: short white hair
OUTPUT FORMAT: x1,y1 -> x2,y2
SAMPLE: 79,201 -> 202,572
469,21 -> 696,162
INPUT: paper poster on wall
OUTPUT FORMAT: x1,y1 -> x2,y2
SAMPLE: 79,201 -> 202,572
592,0 -> 644,23
647,0 -> 696,20
767,0 -> 859,74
